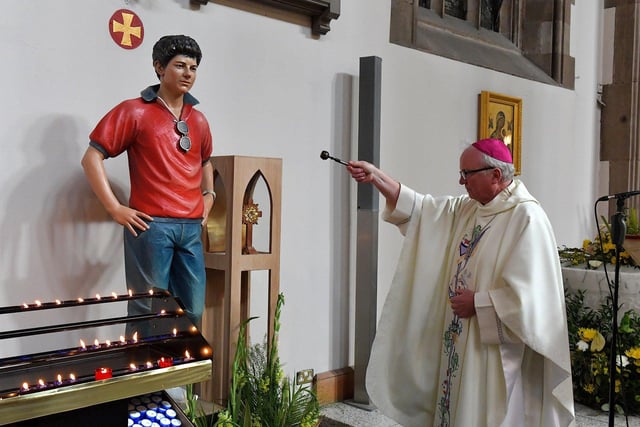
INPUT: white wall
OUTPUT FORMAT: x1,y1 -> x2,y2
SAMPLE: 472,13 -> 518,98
0,0 -> 602,377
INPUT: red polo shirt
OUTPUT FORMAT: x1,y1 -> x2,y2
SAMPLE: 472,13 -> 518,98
89,86 -> 213,219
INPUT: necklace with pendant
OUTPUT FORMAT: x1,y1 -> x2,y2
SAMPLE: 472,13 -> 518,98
157,96 -> 191,152
157,96 -> 182,120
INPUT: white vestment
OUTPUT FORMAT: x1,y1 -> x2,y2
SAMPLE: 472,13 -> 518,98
366,180 -> 575,427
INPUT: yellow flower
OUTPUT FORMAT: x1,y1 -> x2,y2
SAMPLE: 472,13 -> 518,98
583,240 -> 592,249
579,328 -> 597,342
603,242 -> 616,253
583,383 -> 595,394
626,347 -> 640,360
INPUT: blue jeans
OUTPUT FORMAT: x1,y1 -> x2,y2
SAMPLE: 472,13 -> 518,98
124,217 -> 205,332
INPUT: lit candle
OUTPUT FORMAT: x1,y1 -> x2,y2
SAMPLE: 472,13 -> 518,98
55,374 -> 62,386
184,350 -> 192,361
112,292 -> 118,299
158,357 -> 173,368
146,361 -> 153,369
96,293 -> 101,300
120,335 -> 126,345
69,373 -> 76,382
149,289 -> 154,295
129,363 -> 137,371
22,303 -> 28,309
80,340 -> 86,351
35,300 -> 42,307
37,379 -> 46,389
95,367 -> 112,380
22,383 -> 29,392
77,297 -> 84,303
94,339 -> 100,349
172,328 -> 177,337
55,299 -> 61,305
128,289 -> 133,297
133,332 -> 138,343
105,340 -> 111,347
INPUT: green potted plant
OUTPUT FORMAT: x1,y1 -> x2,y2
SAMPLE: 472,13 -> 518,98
214,293 -> 320,427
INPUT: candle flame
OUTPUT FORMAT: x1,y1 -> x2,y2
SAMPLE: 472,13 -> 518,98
128,289 -> 133,297
133,332 -> 138,342
202,347 -> 211,356
106,340 -> 111,347
77,297 -> 84,303
149,289 -> 154,295
70,374 -> 76,381
80,340 -> 86,349
172,328 -> 177,336
120,335 -> 126,344
57,374 -> 62,383
160,309 -> 166,314
130,363 -> 137,370
146,361 -> 153,368
55,299 -> 61,305
35,300 -> 41,307
22,383 -> 28,390
112,292 -> 118,299
22,303 -> 28,309
96,294 -> 101,300
38,379 -> 45,387
185,350 -> 191,359
94,339 -> 100,347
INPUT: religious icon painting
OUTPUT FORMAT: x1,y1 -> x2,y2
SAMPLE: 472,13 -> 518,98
108,9 -> 144,50
478,91 -> 522,175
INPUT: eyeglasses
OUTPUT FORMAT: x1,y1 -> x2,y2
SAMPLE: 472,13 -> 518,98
176,120 -> 191,152
459,166 -> 494,180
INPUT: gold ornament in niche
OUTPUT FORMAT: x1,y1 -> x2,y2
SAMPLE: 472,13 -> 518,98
242,202 -> 262,225
242,200 -> 262,254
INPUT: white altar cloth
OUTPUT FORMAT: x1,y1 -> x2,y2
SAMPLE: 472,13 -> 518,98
562,264 -> 640,313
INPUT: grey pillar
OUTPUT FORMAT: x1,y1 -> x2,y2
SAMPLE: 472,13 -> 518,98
601,1 -> 640,216
348,56 -> 382,409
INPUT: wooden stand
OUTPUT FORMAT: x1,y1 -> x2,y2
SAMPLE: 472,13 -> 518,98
200,156 -> 282,405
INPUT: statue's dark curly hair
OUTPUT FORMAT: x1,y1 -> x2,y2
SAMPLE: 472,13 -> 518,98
152,35 -> 202,68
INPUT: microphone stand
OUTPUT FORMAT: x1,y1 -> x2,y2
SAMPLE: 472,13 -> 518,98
608,196 -> 627,427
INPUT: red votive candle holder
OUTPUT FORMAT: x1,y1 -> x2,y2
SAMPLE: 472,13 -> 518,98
95,367 -> 112,380
158,357 -> 173,368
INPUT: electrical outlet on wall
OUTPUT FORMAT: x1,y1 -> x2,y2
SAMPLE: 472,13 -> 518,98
296,369 -> 314,385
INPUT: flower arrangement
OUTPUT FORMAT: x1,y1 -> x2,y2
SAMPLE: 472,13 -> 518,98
558,219 -> 636,268
566,290 -> 640,414
215,293 -> 320,427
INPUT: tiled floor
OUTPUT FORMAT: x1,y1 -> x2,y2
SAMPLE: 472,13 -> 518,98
319,401 -> 640,426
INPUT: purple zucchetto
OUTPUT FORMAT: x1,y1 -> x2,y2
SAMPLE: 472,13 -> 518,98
472,138 -> 513,164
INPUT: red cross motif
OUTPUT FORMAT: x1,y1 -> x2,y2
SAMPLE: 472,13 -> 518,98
109,9 -> 144,50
